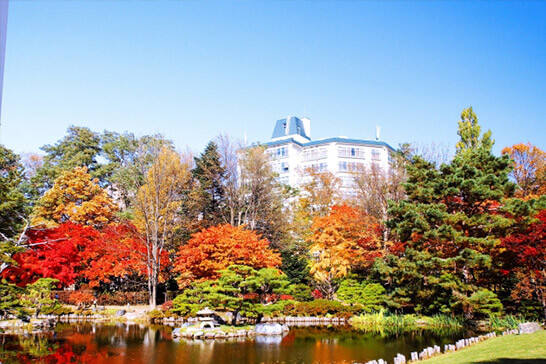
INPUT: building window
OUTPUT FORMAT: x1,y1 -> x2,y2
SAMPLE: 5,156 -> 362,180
309,162 -> 328,172
268,146 -> 288,159
338,146 -> 365,159
372,149 -> 381,161
339,161 -> 363,172
303,147 -> 327,161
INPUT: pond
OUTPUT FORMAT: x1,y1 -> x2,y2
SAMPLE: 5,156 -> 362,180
0,322 -> 477,364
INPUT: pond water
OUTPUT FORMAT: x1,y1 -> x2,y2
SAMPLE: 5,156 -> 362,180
0,322 -> 476,364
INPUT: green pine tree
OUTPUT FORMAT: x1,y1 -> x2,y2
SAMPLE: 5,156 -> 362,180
193,141 -> 226,226
382,107 -> 515,317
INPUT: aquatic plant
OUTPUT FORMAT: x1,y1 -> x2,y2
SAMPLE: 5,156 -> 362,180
488,314 -> 525,330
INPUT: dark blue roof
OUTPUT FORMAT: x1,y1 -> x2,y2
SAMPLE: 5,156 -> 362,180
263,137 -> 395,151
271,117 -> 310,140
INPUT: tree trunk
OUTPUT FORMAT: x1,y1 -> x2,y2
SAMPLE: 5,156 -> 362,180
256,313 -> 263,324
150,283 -> 157,309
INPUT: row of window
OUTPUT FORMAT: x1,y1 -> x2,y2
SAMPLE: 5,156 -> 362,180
307,162 -> 328,173
268,146 -> 383,161
338,146 -> 366,158
337,146 -> 383,160
302,147 -> 328,161
338,161 -> 364,172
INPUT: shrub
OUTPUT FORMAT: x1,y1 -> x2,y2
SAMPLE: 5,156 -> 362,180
41,305 -> 73,316
311,289 -> 323,299
468,289 -> 503,318
68,291 -> 95,308
161,300 -> 173,312
282,299 -> 361,318
336,279 -> 387,312
96,291 -> 148,305
148,309 -> 164,320
291,284 -> 313,302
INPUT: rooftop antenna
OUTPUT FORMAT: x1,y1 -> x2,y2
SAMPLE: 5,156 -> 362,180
375,126 -> 380,141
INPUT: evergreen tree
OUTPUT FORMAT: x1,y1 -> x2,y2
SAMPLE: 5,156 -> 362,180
0,145 -> 27,240
192,141 -> 226,226
34,126 -> 102,192
0,146 -> 28,274
280,248 -> 310,285
383,107 -> 515,317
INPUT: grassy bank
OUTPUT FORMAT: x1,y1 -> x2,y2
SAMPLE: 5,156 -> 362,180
421,331 -> 546,364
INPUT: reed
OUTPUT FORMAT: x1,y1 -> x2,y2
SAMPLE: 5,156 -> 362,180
488,314 -> 525,330
351,311 -> 418,335
427,314 -> 464,328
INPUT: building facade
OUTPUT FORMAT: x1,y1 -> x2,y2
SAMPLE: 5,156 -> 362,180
263,116 -> 395,195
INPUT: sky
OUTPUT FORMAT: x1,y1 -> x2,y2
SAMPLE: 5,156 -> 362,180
1,1 -> 545,157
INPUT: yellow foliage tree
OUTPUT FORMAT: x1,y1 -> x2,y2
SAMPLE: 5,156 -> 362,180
134,147 -> 192,308
307,204 -> 382,299
502,143 -> 546,199
31,166 -> 117,228
292,169 -> 342,243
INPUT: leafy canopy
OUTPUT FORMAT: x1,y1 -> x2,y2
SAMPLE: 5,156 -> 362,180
175,224 -> 281,287
31,166 -> 118,228
308,204 -> 382,299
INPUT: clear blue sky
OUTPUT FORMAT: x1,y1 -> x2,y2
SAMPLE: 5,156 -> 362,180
1,1 -> 545,156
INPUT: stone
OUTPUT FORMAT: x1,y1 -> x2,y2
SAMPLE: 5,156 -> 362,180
518,322 -> 543,334
172,328 -> 182,337
115,310 -> 126,317
255,323 -> 284,335
255,335 -> 283,344
193,331 -> 204,338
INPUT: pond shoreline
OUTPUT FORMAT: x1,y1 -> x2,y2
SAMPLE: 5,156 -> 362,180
0,321 -> 494,364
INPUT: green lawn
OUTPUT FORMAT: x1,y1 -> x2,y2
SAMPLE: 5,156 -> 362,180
421,331 -> 546,364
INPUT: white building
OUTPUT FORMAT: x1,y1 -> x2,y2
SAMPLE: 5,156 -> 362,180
263,116 -> 395,195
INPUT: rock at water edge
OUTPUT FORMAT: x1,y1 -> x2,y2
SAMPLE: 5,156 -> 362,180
255,323 -> 284,335
518,322 -> 543,334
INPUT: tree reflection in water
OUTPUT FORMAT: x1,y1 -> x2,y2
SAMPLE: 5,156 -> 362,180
0,323 -> 471,364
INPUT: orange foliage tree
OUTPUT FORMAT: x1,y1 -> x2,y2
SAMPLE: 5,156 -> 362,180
31,166 -> 118,228
502,143 -> 546,199
307,204 -> 382,299
174,224 -> 281,287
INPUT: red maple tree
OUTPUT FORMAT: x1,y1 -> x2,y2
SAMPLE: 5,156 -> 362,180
4,222 -> 152,289
500,209 -> 546,319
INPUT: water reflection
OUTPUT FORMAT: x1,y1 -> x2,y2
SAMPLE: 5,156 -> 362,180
0,323 -> 472,364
